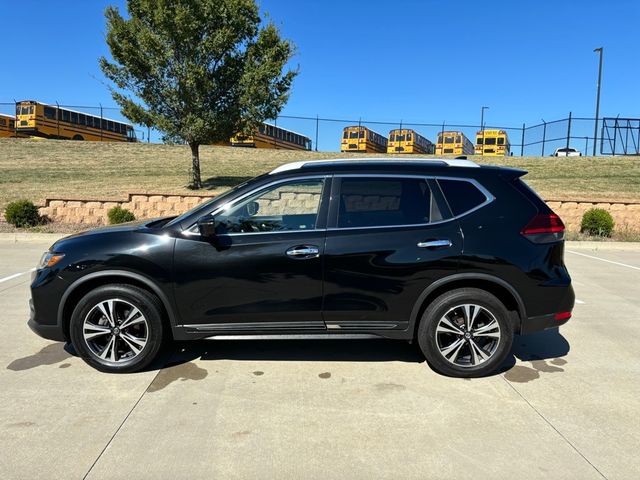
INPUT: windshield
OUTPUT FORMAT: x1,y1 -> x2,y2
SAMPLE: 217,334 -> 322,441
167,174 -> 268,228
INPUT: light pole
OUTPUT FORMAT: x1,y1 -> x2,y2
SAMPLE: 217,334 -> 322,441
593,47 -> 603,156
480,106 -> 489,156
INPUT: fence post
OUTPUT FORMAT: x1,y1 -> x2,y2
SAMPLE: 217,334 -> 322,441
147,126 -> 150,144
541,121 -> 546,156
584,137 -> 589,155
56,101 -> 61,139
13,99 -> 18,138
566,111 -> 572,149
520,123 -> 525,156
440,121 -> 445,155
612,116 -> 618,156
315,114 -> 319,152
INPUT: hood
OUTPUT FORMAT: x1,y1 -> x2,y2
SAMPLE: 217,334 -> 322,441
50,217 -> 172,251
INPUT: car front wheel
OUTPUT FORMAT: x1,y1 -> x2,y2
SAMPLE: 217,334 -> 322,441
69,284 -> 165,373
418,288 -> 513,378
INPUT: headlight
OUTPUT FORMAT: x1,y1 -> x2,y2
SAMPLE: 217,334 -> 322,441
38,252 -> 65,269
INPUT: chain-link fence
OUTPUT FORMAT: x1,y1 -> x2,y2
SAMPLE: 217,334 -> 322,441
2,100 -> 637,156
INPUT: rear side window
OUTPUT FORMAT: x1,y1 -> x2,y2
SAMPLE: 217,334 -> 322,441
338,177 -> 441,228
438,179 -> 488,217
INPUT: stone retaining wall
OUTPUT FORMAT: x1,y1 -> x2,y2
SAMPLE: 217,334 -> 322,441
37,193 -> 640,232
548,200 -> 640,232
38,193 -> 215,225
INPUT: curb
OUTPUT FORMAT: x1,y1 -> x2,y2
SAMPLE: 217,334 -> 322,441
565,241 -> 640,251
0,233 -> 67,244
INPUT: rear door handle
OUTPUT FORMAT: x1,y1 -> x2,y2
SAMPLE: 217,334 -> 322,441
286,245 -> 320,259
417,239 -> 452,249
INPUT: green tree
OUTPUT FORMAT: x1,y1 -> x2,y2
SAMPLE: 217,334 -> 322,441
100,0 -> 297,188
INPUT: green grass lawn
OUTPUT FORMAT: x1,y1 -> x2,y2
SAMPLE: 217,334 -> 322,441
0,137 -> 639,211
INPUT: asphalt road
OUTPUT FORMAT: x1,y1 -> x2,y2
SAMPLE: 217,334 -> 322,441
0,236 -> 638,479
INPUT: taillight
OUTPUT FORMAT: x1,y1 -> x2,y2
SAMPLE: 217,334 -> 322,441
554,311 -> 572,321
521,213 -> 565,243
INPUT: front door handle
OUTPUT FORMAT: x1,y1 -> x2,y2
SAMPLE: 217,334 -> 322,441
286,245 -> 320,259
417,239 -> 452,249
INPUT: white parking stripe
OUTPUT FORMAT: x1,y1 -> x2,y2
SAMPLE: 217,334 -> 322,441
0,269 -> 35,284
567,250 -> 640,271
575,299 -> 585,305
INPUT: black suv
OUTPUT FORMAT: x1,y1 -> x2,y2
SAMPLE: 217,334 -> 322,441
29,158 -> 574,377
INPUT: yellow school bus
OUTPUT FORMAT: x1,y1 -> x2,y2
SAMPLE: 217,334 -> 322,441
231,123 -> 311,150
436,131 -> 474,155
475,129 -> 510,156
387,129 -> 434,154
341,126 -> 388,153
15,100 -> 137,142
0,114 -> 16,138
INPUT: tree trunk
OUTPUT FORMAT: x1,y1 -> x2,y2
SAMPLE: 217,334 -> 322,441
189,142 -> 202,189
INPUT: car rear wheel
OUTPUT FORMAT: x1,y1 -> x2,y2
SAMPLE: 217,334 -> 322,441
417,288 -> 513,378
70,284 -> 165,373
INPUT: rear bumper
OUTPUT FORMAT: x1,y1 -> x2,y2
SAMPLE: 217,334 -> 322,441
520,312 -> 570,335
520,284 -> 575,335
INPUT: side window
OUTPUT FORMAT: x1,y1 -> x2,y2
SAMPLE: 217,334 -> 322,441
497,137 -> 505,145
215,179 -> 324,234
437,179 -> 489,217
337,177 -> 439,228
44,107 -> 56,119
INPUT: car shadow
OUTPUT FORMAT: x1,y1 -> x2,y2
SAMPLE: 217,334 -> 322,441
498,328 -> 570,382
162,338 -> 426,366
150,328 -> 569,382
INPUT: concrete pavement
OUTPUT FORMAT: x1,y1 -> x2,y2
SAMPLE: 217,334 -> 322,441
0,238 -> 638,479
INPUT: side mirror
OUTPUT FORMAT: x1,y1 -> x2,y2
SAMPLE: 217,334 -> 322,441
197,215 -> 217,238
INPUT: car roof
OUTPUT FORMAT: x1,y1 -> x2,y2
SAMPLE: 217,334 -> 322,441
270,158 -> 479,174
269,158 -> 525,177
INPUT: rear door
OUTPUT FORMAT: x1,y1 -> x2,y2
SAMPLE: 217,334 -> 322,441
322,175 -> 463,332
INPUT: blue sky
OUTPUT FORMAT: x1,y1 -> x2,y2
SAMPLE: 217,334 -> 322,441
1,0 -> 638,150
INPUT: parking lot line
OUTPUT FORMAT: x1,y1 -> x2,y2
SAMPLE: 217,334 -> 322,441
566,250 -> 640,271
575,299 -> 585,304
0,269 -> 35,284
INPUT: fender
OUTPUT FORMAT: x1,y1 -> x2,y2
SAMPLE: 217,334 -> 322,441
57,269 -> 180,332
408,273 -> 527,332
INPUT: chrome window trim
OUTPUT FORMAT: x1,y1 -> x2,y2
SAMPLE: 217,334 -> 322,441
183,174 -> 329,236
182,173 -> 494,236
327,174 -> 494,231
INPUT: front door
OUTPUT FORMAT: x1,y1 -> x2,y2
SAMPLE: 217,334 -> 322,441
173,176 -> 330,333
322,175 -> 462,332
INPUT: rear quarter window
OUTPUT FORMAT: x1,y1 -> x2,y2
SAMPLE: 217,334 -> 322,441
438,179 -> 489,217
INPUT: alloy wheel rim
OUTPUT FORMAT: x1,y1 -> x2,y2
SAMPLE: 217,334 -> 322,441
83,298 -> 148,363
435,304 -> 501,368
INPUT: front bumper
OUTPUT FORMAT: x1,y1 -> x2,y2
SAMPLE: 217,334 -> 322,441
28,298 -> 66,342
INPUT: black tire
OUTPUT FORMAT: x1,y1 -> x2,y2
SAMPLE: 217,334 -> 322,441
417,288 -> 513,378
69,284 -> 165,373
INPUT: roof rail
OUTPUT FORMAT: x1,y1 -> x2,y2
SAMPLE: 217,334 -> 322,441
269,157 -> 479,174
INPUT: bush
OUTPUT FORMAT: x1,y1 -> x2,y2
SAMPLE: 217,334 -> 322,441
107,206 -> 136,224
580,208 -> 614,237
4,200 -> 41,227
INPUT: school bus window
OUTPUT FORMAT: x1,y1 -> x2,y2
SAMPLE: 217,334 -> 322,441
79,114 -> 86,125
343,131 -> 348,139
456,136 -> 461,143
497,137 -> 504,145
445,136 -> 453,143
485,137 -> 496,145
0,119 -> 5,126
63,110 -> 70,122
44,107 -> 56,119
477,137 -> 483,145
407,133 -> 412,141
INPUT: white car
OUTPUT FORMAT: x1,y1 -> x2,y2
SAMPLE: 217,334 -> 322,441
553,147 -> 581,157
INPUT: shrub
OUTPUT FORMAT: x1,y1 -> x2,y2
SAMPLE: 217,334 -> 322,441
107,206 -> 136,224
580,208 -> 614,237
4,200 -> 41,227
